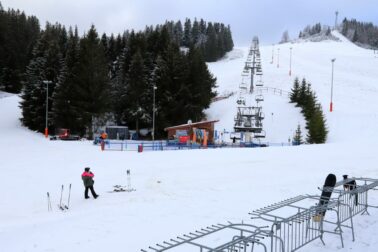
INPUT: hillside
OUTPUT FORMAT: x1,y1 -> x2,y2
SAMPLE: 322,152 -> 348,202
207,31 -> 378,144
1,31 -> 378,252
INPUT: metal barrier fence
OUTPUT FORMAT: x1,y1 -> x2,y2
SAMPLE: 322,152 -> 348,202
141,177 -> 378,252
323,178 -> 378,223
100,140 -> 293,152
249,194 -> 349,251
256,87 -> 290,98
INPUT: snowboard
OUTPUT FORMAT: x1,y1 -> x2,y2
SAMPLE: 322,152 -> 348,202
315,173 -> 337,220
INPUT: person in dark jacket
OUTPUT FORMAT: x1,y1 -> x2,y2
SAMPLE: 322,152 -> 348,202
82,167 -> 99,199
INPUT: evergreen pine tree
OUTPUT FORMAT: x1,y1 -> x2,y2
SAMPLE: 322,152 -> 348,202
108,34 -> 117,62
204,22 -> 218,62
126,49 -> 149,134
297,78 -> 307,107
52,26 -> 81,132
280,30 -> 290,43
293,124 -> 303,145
290,77 -> 300,103
341,18 -> 348,36
173,20 -> 183,46
20,55 -> 47,131
183,18 -> 192,47
225,25 -> 234,52
352,30 -> 358,42
150,55 -> 169,137
73,25 -> 111,138
0,7 -> 40,93
191,18 -> 200,46
186,47 -> 217,120
306,104 -> 328,144
100,33 -> 109,59
160,43 -> 190,126
302,85 -> 317,121
20,24 -> 64,133
112,47 -> 129,125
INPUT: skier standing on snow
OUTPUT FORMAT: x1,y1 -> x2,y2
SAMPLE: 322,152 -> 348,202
82,167 -> 99,199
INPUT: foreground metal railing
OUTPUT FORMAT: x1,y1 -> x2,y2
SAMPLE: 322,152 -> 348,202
249,194 -> 351,251
141,177 -> 378,252
141,222 -> 284,252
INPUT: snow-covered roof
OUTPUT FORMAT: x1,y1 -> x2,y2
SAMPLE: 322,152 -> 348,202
164,120 -> 219,131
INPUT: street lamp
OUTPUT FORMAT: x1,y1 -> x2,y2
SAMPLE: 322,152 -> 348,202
335,11 -> 339,30
152,85 -> 157,141
277,48 -> 280,68
330,58 -> 336,112
43,80 -> 52,138
289,47 -> 293,76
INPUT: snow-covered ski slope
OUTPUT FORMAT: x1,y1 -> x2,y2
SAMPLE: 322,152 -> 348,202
1,31 -> 378,251
207,31 -> 378,144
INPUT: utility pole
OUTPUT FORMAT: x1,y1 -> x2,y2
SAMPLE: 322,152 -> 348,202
250,46 -> 255,93
43,80 -> 52,138
152,85 -> 157,141
330,58 -> 336,112
289,47 -> 293,76
277,48 -> 280,68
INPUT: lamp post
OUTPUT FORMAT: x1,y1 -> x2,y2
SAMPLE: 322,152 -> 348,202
43,80 -> 52,138
335,11 -> 339,30
152,85 -> 157,141
330,58 -> 336,112
289,47 -> 292,76
277,48 -> 280,68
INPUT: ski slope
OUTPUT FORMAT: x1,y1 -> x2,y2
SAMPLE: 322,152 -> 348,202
1,31 -> 378,252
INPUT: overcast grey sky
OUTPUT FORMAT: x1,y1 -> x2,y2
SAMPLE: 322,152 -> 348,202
2,0 -> 378,45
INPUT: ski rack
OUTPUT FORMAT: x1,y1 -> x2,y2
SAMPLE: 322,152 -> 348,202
249,194 -> 352,252
142,177 -> 378,252
141,222 -> 284,252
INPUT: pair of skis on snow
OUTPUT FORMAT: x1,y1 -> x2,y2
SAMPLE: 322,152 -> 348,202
47,184 -> 71,211
108,169 -> 136,193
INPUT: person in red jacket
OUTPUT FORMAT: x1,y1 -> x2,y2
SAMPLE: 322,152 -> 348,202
81,167 -> 99,199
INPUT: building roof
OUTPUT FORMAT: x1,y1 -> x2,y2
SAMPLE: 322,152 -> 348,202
164,120 -> 219,131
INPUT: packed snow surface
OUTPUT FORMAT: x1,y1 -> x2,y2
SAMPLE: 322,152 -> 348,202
1,31 -> 378,251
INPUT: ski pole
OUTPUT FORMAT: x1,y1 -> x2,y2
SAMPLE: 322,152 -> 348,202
66,183 -> 71,209
59,185 -> 64,209
127,169 -> 131,191
47,192 -> 52,211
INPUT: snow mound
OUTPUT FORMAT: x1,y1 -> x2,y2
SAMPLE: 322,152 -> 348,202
0,91 -> 15,98
222,48 -> 244,61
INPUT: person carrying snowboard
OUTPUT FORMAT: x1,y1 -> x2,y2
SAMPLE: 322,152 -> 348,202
81,167 -> 99,199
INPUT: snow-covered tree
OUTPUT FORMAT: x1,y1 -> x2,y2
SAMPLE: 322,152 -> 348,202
52,26 -> 81,132
20,24 -> 64,132
183,18 -> 192,47
280,30 -> 290,43
72,25 -> 111,138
